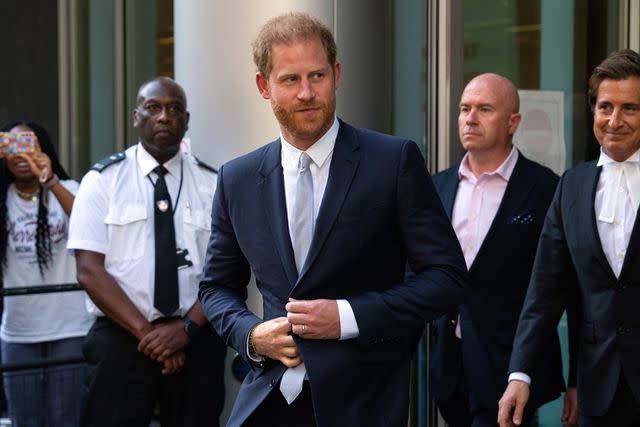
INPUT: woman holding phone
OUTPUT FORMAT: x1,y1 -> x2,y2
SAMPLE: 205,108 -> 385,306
0,120 -> 92,427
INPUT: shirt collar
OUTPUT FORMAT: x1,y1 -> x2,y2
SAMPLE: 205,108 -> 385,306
596,147 -> 640,167
458,145 -> 519,181
596,148 -> 640,223
280,117 -> 339,169
137,142 -> 182,177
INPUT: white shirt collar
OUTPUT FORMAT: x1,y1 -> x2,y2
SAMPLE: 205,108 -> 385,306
596,148 -> 640,223
280,117 -> 339,169
136,142 -> 182,177
596,147 -> 640,166
458,145 -> 519,181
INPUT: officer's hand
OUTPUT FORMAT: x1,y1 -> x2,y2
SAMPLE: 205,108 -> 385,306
498,380 -> 530,427
161,350 -> 185,375
138,320 -> 189,362
252,317 -> 301,368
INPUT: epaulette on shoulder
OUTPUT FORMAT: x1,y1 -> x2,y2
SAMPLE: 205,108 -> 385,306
194,156 -> 218,174
91,151 -> 126,173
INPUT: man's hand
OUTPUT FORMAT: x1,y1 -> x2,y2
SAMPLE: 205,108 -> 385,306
285,298 -> 340,339
161,350 -> 185,375
561,387 -> 578,427
252,317 -> 301,367
138,320 -> 189,362
498,380 -> 530,427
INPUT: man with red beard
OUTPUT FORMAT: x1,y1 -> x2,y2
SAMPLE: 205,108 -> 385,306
198,12 -> 468,427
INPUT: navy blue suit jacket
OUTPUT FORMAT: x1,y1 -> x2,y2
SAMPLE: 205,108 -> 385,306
429,153 -> 572,412
199,120 -> 468,427
510,160 -> 640,416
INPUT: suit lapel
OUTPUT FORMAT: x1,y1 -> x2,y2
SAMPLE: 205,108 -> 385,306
296,121 -> 361,282
618,189 -> 640,281
468,154 -> 533,272
258,140 -> 298,287
583,164 -> 617,280
439,170 -> 459,220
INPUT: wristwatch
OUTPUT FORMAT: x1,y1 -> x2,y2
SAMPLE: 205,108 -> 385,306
182,315 -> 201,339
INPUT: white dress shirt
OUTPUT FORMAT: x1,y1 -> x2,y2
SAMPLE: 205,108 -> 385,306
509,148 -> 640,386
595,148 -> 640,277
280,118 -> 359,340
68,143 -> 217,321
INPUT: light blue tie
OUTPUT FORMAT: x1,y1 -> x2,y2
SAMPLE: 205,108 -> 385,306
280,151 -> 314,404
292,152 -> 314,273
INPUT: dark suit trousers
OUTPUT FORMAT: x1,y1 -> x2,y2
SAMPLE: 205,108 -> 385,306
80,317 -> 226,427
243,380 -> 316,427
437,370 -> 472,427
470,408 -> 534,427
580,374 -> 640,427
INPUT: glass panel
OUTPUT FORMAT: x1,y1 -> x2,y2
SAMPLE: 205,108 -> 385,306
393,0 -> 427,156
79,0 -> 174,173
123,0 -> 174,147
463,0 -> 623,172
157,0 -> 174,78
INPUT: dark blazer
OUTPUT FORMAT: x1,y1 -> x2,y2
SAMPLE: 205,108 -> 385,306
509,160 -> 639,416
198,120 -> 468,427
429,153 -> 570,412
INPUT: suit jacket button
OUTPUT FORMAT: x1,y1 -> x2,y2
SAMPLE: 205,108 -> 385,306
270,378 -> 277,388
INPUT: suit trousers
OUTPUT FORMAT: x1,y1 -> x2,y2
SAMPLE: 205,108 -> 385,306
243,380 -> 316,427
580,374 -> 640,427
80,316 -> 226,427
470,408 -> 534,427
437,369 -> 472,427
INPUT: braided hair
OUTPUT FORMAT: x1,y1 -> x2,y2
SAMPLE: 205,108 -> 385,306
0,121 -> 70,280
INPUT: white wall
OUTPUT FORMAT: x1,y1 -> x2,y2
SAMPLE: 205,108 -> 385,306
175,1 -> 334,167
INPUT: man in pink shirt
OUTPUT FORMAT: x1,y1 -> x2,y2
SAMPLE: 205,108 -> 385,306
429,73 -> 577,427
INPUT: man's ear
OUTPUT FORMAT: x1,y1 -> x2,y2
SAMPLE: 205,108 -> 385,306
333,62 -> 341,90
185,111 -> 190,132
508,112 -> 522,136
256,72 -> 271,100
133,108 -> 141,128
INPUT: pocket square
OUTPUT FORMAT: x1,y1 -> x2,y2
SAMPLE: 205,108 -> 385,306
509,213 -> 534,225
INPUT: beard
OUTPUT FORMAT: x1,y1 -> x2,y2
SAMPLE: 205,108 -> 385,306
271,96 -> 336,145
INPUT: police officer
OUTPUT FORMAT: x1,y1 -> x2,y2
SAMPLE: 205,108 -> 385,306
68,77 -> 226,426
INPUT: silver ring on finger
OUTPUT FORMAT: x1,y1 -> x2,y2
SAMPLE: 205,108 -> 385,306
301,324 -> 306,335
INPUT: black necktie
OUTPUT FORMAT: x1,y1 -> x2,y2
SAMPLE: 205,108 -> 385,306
153,165 -> 179,316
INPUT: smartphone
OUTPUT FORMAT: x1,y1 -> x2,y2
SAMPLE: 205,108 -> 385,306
0,132 -> 37,154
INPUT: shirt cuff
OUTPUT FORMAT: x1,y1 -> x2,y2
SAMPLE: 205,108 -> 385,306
508,372 -> 531,385
337,299 -> 359,340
